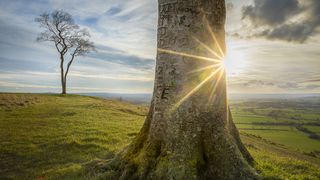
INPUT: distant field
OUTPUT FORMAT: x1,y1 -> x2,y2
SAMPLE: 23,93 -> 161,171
0,93 -> 319,179
231,98 -> 320,153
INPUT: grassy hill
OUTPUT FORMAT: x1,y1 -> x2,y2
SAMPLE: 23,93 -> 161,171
0,93 -> 319,179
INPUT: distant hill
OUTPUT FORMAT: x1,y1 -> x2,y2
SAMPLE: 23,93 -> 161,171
76,92 -> 320,103
78,92 -> 152,104
229,93 -> 320,100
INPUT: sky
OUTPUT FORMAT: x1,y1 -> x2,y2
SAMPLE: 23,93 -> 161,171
0,0 -> 319,94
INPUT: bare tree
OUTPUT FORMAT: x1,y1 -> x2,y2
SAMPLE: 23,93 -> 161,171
35,10 -> 95,94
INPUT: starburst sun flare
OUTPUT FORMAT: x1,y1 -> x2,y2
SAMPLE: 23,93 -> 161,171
157,16 -> 229,111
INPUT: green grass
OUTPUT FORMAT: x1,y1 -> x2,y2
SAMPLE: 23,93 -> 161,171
304,126 -> 320,134
236,124 -> 320,152
242,134 -> 320,179
233,115 -> 280,124
0,93 -> 319,179
231,99 -> 320,153
0,93 -> 146,179
241,129 -> 320,152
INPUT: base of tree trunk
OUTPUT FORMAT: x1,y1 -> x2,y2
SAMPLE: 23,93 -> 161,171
96,102 -> 260,180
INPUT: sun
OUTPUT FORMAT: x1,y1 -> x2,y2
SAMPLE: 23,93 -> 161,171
157,16 -> 229,111
223,42 -> 248,77
221,57 -> 228,70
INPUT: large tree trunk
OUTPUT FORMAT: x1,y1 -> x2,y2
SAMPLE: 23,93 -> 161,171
101,0 -> 259,179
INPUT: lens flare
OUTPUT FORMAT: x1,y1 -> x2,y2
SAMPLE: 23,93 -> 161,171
172,66 -> 224,111
157,15 -> 229,111
158,48 -> 221,63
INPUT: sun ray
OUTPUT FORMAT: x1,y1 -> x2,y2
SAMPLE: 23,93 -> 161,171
203,17 -> 225,58
158,48 -> 221,63
208,68 -> 225,105
224,67 -> 229,124
163,14 -> 231,113
187,64 -> 222,74
172,66 -> 223,111
192,36 -> 223,60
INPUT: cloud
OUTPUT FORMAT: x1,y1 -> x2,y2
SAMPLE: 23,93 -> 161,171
106,6 -> 122,16
305,79 -> 320,83
231,79 -> 320,92
242,0 -> 300,26
305,84 -> 320,89
277,82 -> 300,89
0,70 -> 153,82
255,23 -> 316,43
89,45 -> 155,71
0,70 -> 153,93
240,0 -> 320,43
0,80 -> 146,93
242,80 -> 275,87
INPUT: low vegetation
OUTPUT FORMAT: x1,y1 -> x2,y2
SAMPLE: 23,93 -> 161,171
0,93 -> 319,179
231,98 -> 320,153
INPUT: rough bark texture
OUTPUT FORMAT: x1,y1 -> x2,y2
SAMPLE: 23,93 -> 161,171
101,0 -> 259,179
60,55 -> 66,94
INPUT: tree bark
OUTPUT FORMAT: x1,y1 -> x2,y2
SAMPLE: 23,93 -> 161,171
101,0 -> 259,179
63,52 -> 76,95
60,54 -> 66,94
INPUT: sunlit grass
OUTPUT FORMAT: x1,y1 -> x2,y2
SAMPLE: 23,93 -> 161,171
0,93 -> 147,179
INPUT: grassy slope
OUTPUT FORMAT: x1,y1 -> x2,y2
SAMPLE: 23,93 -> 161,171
0,93 -> 319,179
